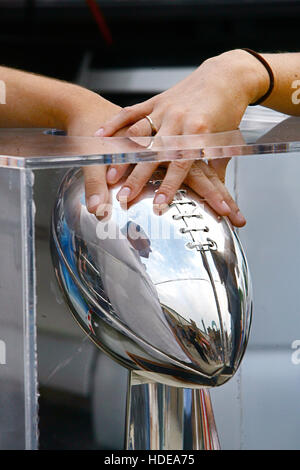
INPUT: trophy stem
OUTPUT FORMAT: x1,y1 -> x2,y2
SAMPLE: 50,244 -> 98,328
125,372 -> 220,450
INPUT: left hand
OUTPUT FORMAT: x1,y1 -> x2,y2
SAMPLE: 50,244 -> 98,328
66,96 -> 128,216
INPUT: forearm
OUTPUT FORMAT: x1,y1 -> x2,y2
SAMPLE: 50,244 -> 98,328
0,66 -> 120,132
212,49 -> 300,116
260,52 -> 300,115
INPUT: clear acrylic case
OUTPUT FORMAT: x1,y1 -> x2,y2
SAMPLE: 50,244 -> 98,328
1,106 -> 300,449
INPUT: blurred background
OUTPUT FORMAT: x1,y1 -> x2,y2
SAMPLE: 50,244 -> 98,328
1,0 -> 300,450
1,0 -> 299,108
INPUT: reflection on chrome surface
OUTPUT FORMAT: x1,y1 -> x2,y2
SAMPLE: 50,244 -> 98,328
50,167 -> 252,389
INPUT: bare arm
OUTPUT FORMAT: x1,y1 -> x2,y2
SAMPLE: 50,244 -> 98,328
260,52 -> 300,115
0,66 -> 125,212
1,50 -> 295,130
0,64 -> 246,226
0,65 -> 121,131
95,49 -> 300,224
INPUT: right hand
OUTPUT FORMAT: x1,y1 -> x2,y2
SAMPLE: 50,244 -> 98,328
95,50 -> 265,226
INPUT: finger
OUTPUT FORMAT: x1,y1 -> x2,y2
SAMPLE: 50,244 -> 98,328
153,160 -> 193,209
96,101 -> 153,137
208,158 -> 231,183
147,122 -> 195,210
106,163 -> 130,184
83,164 -> 109,214
116,162 -> 159,206
95,187 -> 113,222
185,162 -> 246,227
156,114 -> 185,137
127,117 -> 154,137
184,162 -> 232,216
126,113 -> 163,149
201,163 -> 246,227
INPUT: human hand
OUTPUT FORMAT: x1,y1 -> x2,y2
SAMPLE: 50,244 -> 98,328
66,94 -> 128,216
105,136 -> 245,227
94,51 -> 262,225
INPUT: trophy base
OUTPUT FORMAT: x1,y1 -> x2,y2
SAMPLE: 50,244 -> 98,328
126,372 -> 220,450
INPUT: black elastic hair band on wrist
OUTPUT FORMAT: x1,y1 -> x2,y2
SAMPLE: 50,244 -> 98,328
242,48 -> 275,106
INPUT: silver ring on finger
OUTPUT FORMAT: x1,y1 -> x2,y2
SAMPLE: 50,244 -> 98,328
145,115 -> 158,136
146,137 -> 155,149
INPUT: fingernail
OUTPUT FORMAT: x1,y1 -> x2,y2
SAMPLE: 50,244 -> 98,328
95,128 -> 104,137
117,186 -> 131,201
87,194 -> 102,211
235,211 -> 246,225
107,167 -> 117,183
220,200 -> 231,213
96,203 -> 111,219
154,193 -> 166,205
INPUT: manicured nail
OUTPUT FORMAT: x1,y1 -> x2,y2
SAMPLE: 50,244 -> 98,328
94,128 -> 104,137
107,167 -> 117,183
96,203 -> 111,220
154,193 -> 167,205
153,194 -> 168,214
117,186 -> 131,201
87,194 -> 102,211
235,211 -> 246,225
220,200 -> 231,213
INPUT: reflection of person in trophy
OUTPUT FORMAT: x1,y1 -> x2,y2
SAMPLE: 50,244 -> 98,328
52,163 -> 253,448
66,192 -> 192,365
120,221 -> 152,260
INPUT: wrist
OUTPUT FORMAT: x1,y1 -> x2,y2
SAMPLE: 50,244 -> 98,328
205,49 -> 270,106
53,84 -> 101,131
59,85 -> 122,136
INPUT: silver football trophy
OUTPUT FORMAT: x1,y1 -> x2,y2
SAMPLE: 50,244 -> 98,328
50,167 -> 252,450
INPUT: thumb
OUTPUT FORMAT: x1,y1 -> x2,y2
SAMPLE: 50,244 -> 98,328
83,164 -> 109,214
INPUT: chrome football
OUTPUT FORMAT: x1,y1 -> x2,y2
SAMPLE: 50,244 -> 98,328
50,167 -> 252,388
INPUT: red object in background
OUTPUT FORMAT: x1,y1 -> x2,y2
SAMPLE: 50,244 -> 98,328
85,0 -> 113,45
